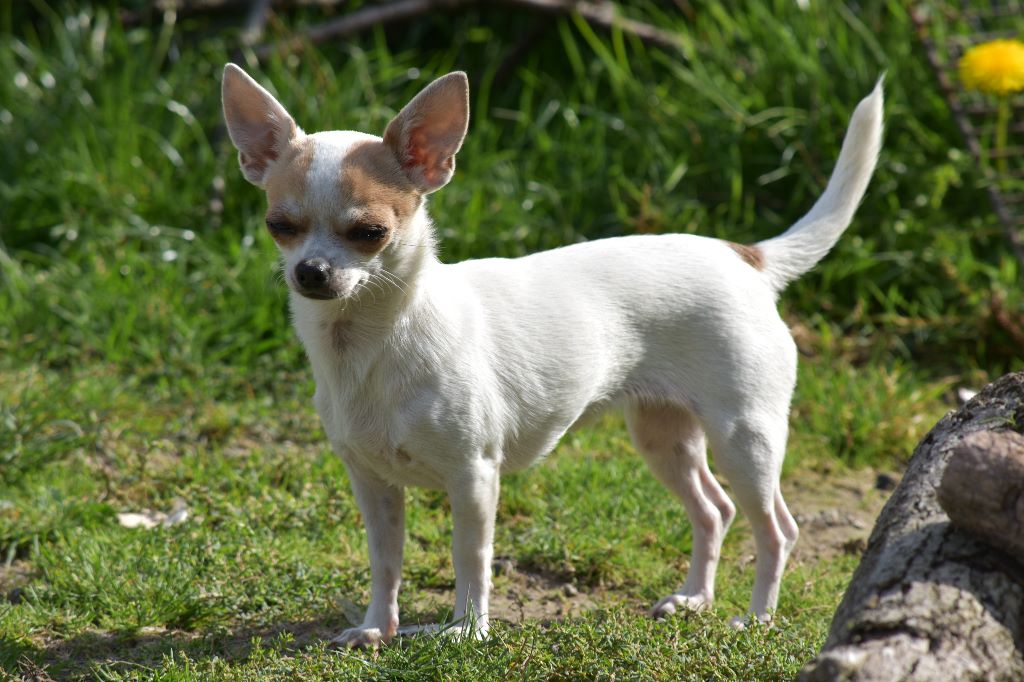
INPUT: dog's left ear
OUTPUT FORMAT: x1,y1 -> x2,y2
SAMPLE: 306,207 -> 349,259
383,72 -> 469,194
222,63 -> 299,188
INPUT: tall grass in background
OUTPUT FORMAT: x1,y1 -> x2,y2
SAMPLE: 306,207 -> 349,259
0,0 -> 1019,387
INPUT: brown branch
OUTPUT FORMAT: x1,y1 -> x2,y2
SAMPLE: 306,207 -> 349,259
120,0 -> 348,26
156,0 -> 346,9
510,0 -> 684,51
241,0 -> 275,46
257,0 -> 436,58
254,0 -> 683,60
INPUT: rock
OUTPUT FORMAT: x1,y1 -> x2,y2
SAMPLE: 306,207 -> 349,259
800,372 -> 1024,681
937,430 -> 1024,560
874,473 -> 897,491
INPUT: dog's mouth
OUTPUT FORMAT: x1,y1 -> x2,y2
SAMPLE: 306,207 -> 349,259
288,278 -> 343,301
295,289 -> 338,301
287,270 -> 367,302
287,270 -> 349,301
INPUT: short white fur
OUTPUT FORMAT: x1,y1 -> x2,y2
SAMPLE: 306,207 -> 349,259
221,62 -> 884,647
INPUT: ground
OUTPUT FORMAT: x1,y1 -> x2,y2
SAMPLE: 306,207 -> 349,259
0,362 -> 948,680
0,407 -> 900,680
425,466 -> 896,628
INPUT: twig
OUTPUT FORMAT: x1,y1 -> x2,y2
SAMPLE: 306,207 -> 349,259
258,0 -> 436,58
156,0 -> 346,9
120,0 -> 347,26
241,0 -> 274,46
508,0 -> 684,51
254,0 -> 683,60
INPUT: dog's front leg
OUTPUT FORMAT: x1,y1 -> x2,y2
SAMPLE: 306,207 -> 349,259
447,459 -> 499,638
331,463 -> 404,649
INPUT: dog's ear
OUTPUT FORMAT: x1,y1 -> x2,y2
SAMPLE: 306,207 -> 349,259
383,72 -> 469,194
222,63 -> 298,188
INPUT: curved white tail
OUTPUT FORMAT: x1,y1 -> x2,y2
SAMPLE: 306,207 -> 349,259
758,79 -> 884,292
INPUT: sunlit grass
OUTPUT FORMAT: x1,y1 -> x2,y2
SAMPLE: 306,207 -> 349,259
0,360 -> 942,679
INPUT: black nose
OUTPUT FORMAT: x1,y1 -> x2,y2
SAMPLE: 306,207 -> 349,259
294,258 -> 330,292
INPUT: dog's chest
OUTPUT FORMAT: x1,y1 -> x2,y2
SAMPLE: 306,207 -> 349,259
313,376 -> 449,488
303,323 -> 450,489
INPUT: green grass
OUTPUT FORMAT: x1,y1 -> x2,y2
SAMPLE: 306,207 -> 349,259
1,362 -> 940,680
2,1 -> 1022,377
1,0 -> 1019,679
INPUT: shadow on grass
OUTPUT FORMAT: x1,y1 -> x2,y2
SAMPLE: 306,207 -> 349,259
29,613 -> 351,680
2,633 -> 41,673
24,600 -> 463,680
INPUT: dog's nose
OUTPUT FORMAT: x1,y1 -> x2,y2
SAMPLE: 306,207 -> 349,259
295,258 -> 330,292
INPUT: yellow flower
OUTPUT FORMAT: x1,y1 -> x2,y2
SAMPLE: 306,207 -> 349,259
959,39 -> 1024,96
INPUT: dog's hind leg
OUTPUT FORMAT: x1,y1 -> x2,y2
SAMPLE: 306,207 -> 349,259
626,403 -> 736,617
703,410 -> 798,624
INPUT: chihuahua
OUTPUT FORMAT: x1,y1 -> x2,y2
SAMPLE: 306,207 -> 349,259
222,63 -> 882,647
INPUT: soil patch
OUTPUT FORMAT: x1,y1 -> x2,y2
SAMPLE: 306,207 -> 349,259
781,466 -> 897,565
410,467 -> 898,625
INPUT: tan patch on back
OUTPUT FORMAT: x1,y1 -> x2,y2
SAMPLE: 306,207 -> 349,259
338,141 -> 421,255
727,242 -> 765,271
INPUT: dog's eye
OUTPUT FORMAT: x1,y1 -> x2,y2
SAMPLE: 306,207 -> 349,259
266,219 -> 298,236
346,223 -> 388,243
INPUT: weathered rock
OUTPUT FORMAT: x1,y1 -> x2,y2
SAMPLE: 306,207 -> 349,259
938,430 -> 1024,560
799,371 -> 1024,682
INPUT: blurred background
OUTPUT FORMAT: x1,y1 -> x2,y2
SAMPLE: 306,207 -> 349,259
1,0 -> 1020,389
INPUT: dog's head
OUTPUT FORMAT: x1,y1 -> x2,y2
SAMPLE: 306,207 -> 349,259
221,64 -> 469,301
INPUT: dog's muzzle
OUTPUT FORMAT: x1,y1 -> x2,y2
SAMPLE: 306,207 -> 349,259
294,258 -> 336,300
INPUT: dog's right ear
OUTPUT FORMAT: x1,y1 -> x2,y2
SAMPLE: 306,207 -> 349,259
383,72 -> 469,194
222,63 -> 298,188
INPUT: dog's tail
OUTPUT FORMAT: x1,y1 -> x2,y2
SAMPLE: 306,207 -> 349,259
757,78 -> 884,293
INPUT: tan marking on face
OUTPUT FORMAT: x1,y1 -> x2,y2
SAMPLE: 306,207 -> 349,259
338,141 -> 421,256
727,242 -> 765,271
263,136 -> 315,248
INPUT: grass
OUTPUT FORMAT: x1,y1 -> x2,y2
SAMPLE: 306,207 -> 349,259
0,357 -> 950,680
2,1 -> 1022,377
0,0 -> 1019,679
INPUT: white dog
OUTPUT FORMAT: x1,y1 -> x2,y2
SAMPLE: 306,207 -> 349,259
222,64 -> 883,647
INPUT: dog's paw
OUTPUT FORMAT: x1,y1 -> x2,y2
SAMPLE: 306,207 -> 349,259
329,626 -> 390,649
649,592 -> 712,619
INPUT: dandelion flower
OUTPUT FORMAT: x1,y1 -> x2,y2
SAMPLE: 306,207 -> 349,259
959,39 -> 1024,96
